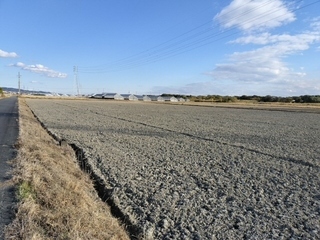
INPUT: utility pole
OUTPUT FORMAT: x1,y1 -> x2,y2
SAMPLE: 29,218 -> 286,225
18,72 -> 21,95
73,66 -> 80,96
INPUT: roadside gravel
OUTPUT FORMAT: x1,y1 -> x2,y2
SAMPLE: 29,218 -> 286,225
26,99 -> 320,239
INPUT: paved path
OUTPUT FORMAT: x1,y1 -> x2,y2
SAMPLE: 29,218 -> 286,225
0,97 -> 19,240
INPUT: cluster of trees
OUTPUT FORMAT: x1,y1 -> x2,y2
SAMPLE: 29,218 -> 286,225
161,94 -> 237,102
161,93 -> 192,99
191,95 -> 238,102
238,95 -> 320,103
161,93 -> 320,103
0,87 -> 4,97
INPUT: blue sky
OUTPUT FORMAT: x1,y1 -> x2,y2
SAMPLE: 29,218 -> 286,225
1,0 -> 320,96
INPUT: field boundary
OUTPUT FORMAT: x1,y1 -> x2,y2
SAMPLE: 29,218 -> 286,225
5,98 -> 130,239
26,102 -> 142,239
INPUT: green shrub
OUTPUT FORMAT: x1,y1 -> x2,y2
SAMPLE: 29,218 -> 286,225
18,181 -> 35,200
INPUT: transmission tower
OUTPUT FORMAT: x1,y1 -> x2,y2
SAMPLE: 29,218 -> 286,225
73,66 -> 80,96
18,72 -> 21,95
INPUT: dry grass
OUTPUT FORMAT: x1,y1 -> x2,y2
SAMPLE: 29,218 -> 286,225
5,98 -> 129,240
20,95 -> 87,101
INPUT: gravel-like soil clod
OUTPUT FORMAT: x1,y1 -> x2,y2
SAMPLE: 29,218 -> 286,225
26,99 -> 320,239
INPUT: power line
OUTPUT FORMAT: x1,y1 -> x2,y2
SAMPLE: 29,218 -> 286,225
78,0 -> 274,72
78,0 -> 319,73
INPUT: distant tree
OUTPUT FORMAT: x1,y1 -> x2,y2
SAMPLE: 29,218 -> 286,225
310,96 -> 320,103
250,95 -> 260,101
260,95 -> 279,102
299,95 -> 320,103
238,95 -> 250,100
292,96 -> 302,103
0,87 -> 4,97
281,97 -> 293,103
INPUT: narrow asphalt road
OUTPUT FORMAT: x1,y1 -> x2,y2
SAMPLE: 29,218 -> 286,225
0,97 -> 19,240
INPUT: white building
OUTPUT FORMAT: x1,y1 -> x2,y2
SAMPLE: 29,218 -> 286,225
121,94 -> 139,101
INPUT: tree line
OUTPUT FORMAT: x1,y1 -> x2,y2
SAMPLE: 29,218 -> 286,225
161,93 -> 320,103
238,95 -> 320,103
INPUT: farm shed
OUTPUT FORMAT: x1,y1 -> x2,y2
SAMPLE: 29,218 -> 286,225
148,95 -> 159,101
103,93 -> 116,99
91,93 -> 104,99
161,96 -> 178,102
142,95 -> 151,101
122,94 -> 139,101
170,97 -> 178,102
178,98 -> 186,102
136,95 -> 144,101
114,93 -> 124,100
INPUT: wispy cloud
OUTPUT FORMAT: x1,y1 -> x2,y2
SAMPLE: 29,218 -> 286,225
214,0 -> 295,32
0,49 -> 18,58
10,62 -> 67,78
311,17 -> 320,31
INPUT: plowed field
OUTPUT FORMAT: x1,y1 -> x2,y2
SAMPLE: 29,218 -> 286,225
26,99 -> 320,239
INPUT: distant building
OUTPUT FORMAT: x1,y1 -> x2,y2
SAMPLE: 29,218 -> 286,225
90,92 -> 188,102
169,96 -> 178,102
91,93 -> 104,99
114,93 -> 124,100
161,96 -> 178,102
148,95 -> 159,101
135,95 -> 144,101
142,95 -> 151,101
102,92 -> 116,99
121,94 -> 139,101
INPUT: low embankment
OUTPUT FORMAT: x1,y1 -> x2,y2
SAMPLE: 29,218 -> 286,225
5,98 -> 129,239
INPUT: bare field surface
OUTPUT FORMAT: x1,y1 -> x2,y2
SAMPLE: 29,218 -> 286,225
26,98 -> 320,239
181,101 -> 320,113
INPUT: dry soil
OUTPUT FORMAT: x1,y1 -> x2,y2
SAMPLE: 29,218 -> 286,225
26,99 -> 320,239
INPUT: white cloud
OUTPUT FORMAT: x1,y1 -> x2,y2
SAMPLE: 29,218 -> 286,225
0,49 -> 18,58
10,62 -> 67,78
209,42 -> 313,84
211,29 -> 320,82
209,3 -> 320,96
214,0 -> 295,31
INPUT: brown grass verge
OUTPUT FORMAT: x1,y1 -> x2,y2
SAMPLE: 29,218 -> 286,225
5,98 -> 129,240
